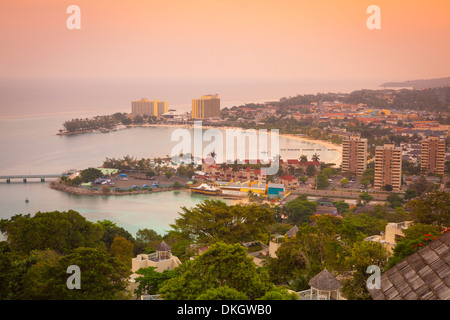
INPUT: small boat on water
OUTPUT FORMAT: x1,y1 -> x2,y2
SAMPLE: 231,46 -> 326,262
190,183 -> 221,195
25,197 -> 29,203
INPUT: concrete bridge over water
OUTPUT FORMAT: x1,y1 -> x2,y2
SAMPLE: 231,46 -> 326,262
0,174 -> 64,183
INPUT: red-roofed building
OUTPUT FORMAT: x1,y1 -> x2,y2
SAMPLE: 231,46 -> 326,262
280,159 -> 320,173
279,175 -> 298,188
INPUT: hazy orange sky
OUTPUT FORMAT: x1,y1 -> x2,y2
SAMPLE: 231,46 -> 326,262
1,0 -> 449,83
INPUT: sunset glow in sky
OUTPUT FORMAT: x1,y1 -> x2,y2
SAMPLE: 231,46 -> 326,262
1,0 -> 449,83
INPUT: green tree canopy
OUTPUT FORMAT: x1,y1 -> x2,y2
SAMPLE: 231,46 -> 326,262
134,228 -> 163,254
266,215 -> 345,287
170,200 -> 274,245
80,167 -> 103,183
306,164 -> 317,176
196,286 -> 249,300
110,235 -> 134,268
283,195 -> 317,224
358,192 -> 374,205
159,242 -> 273,300
134,266 -> 179,297
96,220 -> 135,253
0,210 -> 104,255
341,241 -> 389,300
51,247 -> 131,300
407,191 -> 450,226
8,247 -> 131,300
404,188 -> 417,200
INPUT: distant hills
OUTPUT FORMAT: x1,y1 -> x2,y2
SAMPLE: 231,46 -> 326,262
380,77 -> 450,89
270,85 -> 450,112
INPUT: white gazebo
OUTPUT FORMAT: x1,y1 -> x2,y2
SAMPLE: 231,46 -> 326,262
298,269 -> 343,300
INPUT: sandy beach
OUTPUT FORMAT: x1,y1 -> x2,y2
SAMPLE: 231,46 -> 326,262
278,133 -> 342,167
130,123 -> 343,167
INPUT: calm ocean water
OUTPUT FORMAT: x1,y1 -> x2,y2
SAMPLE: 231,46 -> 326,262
0,78 -> 352,237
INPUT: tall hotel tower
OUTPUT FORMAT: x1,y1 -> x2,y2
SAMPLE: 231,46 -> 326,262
374,144 -> 402,191
131,98 -> 168,117
421,136 -> 446,175
341,135 -> 368,176
192,94 -> 220,119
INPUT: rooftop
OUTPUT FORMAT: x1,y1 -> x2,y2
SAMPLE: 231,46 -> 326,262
156,241 -> 172,252
369,231 -> 450,300
308,269 -> 342,291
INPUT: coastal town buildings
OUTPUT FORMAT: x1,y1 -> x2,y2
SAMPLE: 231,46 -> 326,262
192,94 -> 221,119
131,98 -> 169,117
341,135 -> 368,176
421,136 -> 446,175
280,160 -> 321,173
278,175 -> 298,188
374,144 -> 403,191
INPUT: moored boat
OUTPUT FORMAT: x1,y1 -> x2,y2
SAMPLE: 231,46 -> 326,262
190,183 -> 221,195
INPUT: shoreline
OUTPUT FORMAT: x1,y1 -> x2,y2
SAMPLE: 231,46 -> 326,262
49,179 -> 249,204
49,179 -> 185,196
130,123 -> 343,166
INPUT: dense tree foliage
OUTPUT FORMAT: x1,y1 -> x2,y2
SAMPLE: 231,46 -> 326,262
110,236 -> 134,268
134,266 -> 179,297
159,242 -> 273,300
134,228 -> 163,254
407,191 -> 450,226
0,210 -> 103,254
80,167 -> 103,183
341,241 -> 389,300
96,220 -> 135,253
283,195 -> 317,224
170,200 -> 274,245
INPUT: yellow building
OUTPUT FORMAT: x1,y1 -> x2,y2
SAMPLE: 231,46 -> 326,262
216,180 -> 268,196
131,98 -> 168,117
365,221 -> 414,253
379,109 -> 391,116
192,94 -> 220,119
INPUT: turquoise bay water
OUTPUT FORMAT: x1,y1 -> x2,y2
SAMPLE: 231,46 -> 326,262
0,181 -> 211,237
0,112 -> 340,237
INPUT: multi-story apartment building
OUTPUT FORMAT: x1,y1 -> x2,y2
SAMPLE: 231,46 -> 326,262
374,144 -> 402,191
421,136 -> 446,175
341,135 -> 367,176
192,94 -> 220,119
131,98 -> 168,117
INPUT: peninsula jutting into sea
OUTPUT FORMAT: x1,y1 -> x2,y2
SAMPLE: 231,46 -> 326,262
1,0 -> 450,306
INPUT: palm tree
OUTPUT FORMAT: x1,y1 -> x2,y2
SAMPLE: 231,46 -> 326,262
312,153 -> 320,163
299,155 -> 308,163
232,160 -> 240,172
